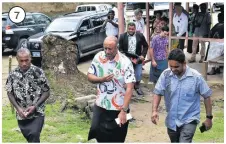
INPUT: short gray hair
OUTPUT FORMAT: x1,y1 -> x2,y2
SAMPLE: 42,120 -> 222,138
134,8 -> 143,16
16,48 -> 31,57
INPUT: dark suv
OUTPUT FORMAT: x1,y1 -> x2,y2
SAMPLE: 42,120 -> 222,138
2,12 -> 51,52
27,11 -> 108,66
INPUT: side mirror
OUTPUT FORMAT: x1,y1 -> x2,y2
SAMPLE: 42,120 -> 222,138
80,26 -> 88,32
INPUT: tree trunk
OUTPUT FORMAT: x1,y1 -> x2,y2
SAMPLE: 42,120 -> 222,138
41,34 -> 96,108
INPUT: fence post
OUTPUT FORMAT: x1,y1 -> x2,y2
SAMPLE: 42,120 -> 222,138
9,55 -> 15,114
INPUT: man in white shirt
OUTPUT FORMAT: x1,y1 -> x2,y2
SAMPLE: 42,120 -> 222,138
134,8 -> 145,34
173,3 -> 188,50
102,10 -> 119,38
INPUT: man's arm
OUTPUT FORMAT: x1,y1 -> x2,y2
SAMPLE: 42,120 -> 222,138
102,19 -> 109,29
204,97 -> 212,116
122,83 -> 134,109
87,73 -> 114,84
109,20 -> 118,28
152,94 -> 162,113
34,91 -> 50,108
7,92 -> 21,111
87,73 -> 104,83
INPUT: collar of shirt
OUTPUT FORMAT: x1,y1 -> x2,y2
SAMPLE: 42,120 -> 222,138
169,65 -> 193,79
101,51 -> 120,63
127,32 -> 136,37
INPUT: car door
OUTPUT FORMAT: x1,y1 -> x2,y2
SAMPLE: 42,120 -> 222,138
12,15 -> 38,38
32,14 -> 51,32
76,18 -> 96,53
90,16 -> 106,48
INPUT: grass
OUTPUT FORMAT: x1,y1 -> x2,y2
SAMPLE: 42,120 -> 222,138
2,102 -> 91,143
193,105 -> 224,143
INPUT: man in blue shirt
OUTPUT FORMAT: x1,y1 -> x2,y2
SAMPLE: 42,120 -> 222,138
151,49 -> 213,143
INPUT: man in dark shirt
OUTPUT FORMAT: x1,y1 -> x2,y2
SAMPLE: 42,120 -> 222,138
6,48 -> 50,142
118,22 -> 148,96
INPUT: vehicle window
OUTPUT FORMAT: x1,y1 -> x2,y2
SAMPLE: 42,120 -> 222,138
2,18 -> 7,27
91,6 -> 96,11
100,5 -> 105,11
91,17 -> 104,27
23,15 -> 35,25
87,6 -> 91,11
33,14 -> 51,25
80,19 -> 91,29
78,6 -> 86,12
45,19 -> 79,33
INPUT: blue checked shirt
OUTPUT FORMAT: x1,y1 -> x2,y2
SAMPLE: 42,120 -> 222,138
153,66 -> 212,131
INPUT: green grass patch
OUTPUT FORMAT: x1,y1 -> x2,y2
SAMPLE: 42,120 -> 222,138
193,105 -> 224,143
2,102 -> 91,143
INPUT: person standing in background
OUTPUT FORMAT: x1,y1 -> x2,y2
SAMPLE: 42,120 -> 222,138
188,3 -> 211,63
173,3 -> 188,51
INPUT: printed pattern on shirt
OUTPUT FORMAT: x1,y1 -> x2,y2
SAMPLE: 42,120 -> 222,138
151,35 -> 168,60
88,51 -> 135,110
5,65 -> 50,120
128,35 -> 136,54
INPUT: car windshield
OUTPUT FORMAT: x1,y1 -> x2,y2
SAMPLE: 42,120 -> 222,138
45,18 -> 79,33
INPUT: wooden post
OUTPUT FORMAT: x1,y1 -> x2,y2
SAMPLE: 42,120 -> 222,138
146,2 -> 150,47
185,3 -> 189,49
168,3 -> 173,50
117,2 -> 125,36
9,55 -> 15,114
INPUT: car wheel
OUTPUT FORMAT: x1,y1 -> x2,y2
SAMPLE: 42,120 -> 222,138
75,45 -> 80,64
15,38 -> 27,52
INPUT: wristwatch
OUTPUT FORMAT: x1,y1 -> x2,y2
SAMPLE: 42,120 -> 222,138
121,107 -> 128,112
206,115 -> 213,120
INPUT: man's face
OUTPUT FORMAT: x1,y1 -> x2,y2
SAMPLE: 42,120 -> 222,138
175,5 -> 182,14
135,13 -> 142,20
162,31 -> 169,37
168,60 -> 185,76
109,12 -> 114,19
17,53 -> 31,72
127,25 -> 136,36
156,13 -> 161,19
104,41 -> 117,60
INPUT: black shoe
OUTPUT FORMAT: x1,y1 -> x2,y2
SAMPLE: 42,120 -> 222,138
215,68 -> 221,74
135,88 -> 144,95
207,68 -> 216,75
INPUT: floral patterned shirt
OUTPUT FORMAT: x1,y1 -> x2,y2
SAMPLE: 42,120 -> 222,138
88,51 -> 136,111
5,65 -> 50,120
151,34 -> 168,60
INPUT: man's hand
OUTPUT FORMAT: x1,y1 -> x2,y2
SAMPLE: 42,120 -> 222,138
24,106 -> 36,117
118,110 -> 127,127
139,56 -> 145,61
152,60 -> 157,67
203,118 -> 213,130
17,108 -> 26,118
151,111 -> 159,125
130,58 -> 138,64
101,74 -> 114,82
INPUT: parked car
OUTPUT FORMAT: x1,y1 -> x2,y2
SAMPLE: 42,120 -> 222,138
2,12 -> 51,53
75,4 -> 112,13
27,11 -> 108,66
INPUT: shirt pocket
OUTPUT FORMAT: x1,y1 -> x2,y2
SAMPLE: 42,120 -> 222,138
181,80 -> 197,102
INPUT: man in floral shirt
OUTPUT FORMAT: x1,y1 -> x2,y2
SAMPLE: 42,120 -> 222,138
5,48 -> 50,142
87,36 -> 135,142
